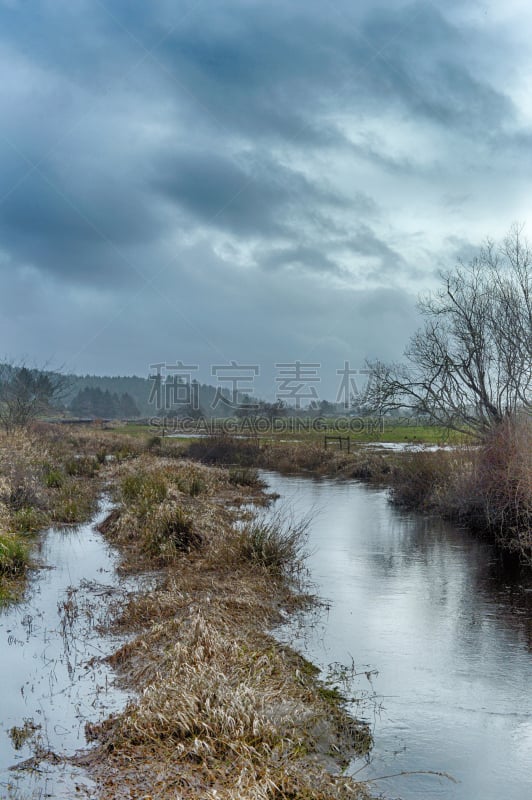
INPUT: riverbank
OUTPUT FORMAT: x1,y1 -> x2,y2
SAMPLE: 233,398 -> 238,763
2,422 -> 529,797
261,470 -> 532,800
0,428 -> 373,798
0,425 -> 143,603
180,426 -> 531,566
76,455 -> 372,799
179,435 -> 393,482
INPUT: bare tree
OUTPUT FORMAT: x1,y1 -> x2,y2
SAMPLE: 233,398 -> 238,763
367,226 -> 532,437
0,361 -> 69,432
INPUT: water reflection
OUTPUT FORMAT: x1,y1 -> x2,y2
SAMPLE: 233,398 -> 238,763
0,500 -> 144,800
265,472 -> 532,800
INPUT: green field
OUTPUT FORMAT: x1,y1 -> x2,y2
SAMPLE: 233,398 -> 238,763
110,418 -> 468,446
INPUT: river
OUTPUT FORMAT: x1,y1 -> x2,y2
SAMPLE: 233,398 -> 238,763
1,477 -> 530,800
266,471 -> 532,800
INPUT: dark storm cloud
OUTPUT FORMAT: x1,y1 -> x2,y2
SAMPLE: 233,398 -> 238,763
0,0 -> 531,388
0,158 -> 164,283
155,148 -> 346,237
256,227 -> 407,280
359,3 -> 515,134
260,245 -> 342,276
141,1 -> 519,147
344,227 -> 407,274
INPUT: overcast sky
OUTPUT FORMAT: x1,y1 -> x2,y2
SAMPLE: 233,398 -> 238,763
1,0 -> 531,399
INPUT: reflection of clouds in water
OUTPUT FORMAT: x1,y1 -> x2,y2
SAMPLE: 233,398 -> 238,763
513,719 -> 532,759
0,499 -> 144,800
264,471 -> 532,800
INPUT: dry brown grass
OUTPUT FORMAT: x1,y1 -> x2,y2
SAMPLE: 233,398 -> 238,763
82,453 -> 372,799
388,415 -> 532,563
181,435 -> 392,485
92,614 -> 370,800
468,415 -> 532,562
99,456 -> 257,569
0,423 -> 144,601
263,442 -> 391,484
0,423 -> 124,530
388,448 -> 469,512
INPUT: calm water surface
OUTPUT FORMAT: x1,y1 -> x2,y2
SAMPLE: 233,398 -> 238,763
1,479 -> 530,800
266,472 -> 532,800
0,500 -> 144,800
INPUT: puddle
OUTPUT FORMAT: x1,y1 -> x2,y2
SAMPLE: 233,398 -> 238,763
359,441 -> 465,452
0,499 -> 149,799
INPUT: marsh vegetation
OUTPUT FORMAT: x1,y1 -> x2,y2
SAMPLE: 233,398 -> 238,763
0,425 -> 374,798
0,409 -> 529,799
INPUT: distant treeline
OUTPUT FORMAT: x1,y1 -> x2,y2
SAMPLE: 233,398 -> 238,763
70,387 -> 140,419
2,365 -> 390,420
64,375 -> 154,415
64,374 -> 233,418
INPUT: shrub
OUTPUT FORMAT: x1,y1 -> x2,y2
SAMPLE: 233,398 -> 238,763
388,416 -> 531,564
471,416 -> 531,561
389,449 -> 457,510
184,436 -> 262,466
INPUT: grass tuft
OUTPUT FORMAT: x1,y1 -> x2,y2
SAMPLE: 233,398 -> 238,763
143,504 -> 202,560
228,466 -> 264,488
10,506 -> 49,532
236,510 -> 309,578
121,471 -> 168,508
0,532 -> 29,577
43,467 -> 64,488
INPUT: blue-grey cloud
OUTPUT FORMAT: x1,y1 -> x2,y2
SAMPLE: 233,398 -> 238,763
0,0 -> 531,394
154,148 -> 346,237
